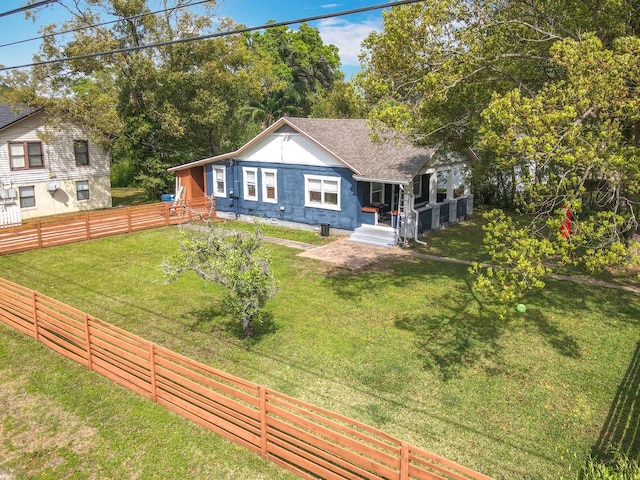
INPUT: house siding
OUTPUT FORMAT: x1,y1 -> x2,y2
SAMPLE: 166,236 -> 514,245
207,160 -> 361,230
0,111 -> 111,220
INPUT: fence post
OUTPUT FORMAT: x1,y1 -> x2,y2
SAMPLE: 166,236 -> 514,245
36,219 -> 43,249
31,291 -> 40,341
84,314 -> 93,370
149,343 -> 157,402
165,202 -> 170,225
259,386 -> 268,458
127,207 -> 133,233
400,443 -> 409,480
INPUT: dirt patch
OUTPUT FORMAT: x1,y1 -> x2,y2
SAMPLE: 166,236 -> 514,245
0,371 -> 97,477
298,238 -> 411,269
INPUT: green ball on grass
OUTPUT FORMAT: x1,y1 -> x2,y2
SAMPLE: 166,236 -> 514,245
516,304 -> 527,313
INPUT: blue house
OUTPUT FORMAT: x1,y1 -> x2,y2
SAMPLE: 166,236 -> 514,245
169,117 -> 474,246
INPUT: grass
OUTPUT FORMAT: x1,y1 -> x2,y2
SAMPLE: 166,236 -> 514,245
1,222 -> 639,479
111,186 -> 150,207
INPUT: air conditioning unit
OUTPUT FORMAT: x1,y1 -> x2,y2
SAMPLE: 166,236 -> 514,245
0,190 -> 8,199
7,189 -> 17,198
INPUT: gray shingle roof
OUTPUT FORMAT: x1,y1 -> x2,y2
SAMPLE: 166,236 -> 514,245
169,117 -> 440,183
283,117 -> 436,183
0,104 -> 41,130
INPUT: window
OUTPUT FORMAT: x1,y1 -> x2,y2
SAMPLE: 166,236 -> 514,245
243,167 -> 258,201
213,166 -> 226,197
76,180 -> 90,201
19,186 -> 35,208
262,169 -> 277,203
74,140 -> 89,166
305,175 -> 340,210
370,182 -> 384,204
9,142 -> 43,170
412,175 -> 423,197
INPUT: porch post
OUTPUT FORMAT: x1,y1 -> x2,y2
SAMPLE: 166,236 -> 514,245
446,168 -> 455,200
429,172 -> 438,205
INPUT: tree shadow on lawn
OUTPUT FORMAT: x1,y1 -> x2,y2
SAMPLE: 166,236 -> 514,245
591,339 -> 640,465
184,306 -> 278,343
394,278 -> 582,381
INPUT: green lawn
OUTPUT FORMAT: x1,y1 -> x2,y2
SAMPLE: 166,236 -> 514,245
1,224 -> 639,479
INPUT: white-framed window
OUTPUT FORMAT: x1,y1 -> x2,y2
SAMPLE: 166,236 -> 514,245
76,180 -> 90,201
19,186 -> 35,208
262,169 -> 277,203
243,167 -> 258,201
370,182 -> 384,204
304,175 -> 341,211
213,166 -> 226,197
412,175 -> 423,197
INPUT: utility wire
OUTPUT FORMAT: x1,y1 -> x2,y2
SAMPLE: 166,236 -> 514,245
0,0 -> 213,49
0,0 -> 58,18
0,0 -> 425,72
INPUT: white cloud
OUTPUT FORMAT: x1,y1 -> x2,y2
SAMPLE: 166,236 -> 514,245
317,17 -> 380,67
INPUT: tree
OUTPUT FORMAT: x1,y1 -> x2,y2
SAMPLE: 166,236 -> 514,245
163,222 -> 276,337
7,1 -> 269,199
247,22 -> 343,120
357,1 -> 640,305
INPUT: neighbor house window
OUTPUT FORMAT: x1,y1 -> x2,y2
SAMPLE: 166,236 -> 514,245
213,166 -> 226,197
305,175 -> 340,210
9,142 -> 43,170
413,175 -> 423,197
19,186 -> 35,208
243,167 -> 258,201
370,182 -> 384,204
262,169 -> 277,203
76,180 -> 90,201
74,140 -> 89,166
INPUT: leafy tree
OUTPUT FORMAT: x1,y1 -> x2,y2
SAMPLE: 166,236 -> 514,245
247,23 -> 343,120
310,80 -> 368,119
7,1 -> 269,198
163,223 -> 276,337
358,1 -> 640,305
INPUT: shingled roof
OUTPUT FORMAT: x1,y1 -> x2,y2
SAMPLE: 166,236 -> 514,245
0,104 -> 42,131
283,117 -> 436,183
170,117 -> 439,184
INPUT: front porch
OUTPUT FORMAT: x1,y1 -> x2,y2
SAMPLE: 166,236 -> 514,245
354,164 -> 473,247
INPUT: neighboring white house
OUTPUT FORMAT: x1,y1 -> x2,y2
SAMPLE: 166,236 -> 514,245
0,105 -> 112,226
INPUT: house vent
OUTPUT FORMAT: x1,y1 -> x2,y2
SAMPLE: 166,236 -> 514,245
276,125 -> 297,135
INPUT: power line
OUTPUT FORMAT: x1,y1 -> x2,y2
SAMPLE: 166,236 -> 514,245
0,0 -> 213,50
0,0 -> 424,72
0,0 -> 58,18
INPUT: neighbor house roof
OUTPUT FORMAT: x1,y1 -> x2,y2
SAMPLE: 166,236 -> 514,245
0,104 -> 43,132
169,117 -> 439,184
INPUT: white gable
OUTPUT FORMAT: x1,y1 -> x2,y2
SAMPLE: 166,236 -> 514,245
236,132 -> 347,168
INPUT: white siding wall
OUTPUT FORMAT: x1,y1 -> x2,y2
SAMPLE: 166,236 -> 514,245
238,132 -> 346,167
0,111 -> 111,221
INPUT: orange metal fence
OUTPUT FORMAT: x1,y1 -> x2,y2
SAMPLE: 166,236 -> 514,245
0,277 -> 493,480
0,198 -> 213,255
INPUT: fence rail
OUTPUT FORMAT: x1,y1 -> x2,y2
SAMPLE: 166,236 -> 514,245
0,198 -> 213,255
0,276 -> 493,480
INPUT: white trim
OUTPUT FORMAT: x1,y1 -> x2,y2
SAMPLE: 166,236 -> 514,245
304,174 -> 341,211
370,181 -> 384,204
213,166 -> 226,197
261,168 -> 278,203
242,167 -> 258,201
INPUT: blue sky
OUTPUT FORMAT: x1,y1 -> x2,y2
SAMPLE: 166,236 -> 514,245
0,0 -> 386,78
